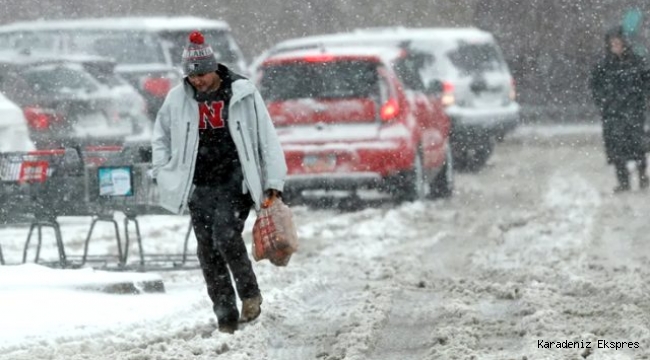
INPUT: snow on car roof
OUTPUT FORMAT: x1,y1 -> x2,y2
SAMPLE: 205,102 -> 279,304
261,45 -> 404,66
0,50 -> 113,63
274,27 -> 494,52
0,50 -> 113,66
0,16 -> 230,33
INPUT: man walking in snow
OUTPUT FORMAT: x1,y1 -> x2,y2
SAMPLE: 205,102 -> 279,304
151,31 -> 287,333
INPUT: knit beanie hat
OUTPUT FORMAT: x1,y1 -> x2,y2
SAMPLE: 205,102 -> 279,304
181,31 -> 219,77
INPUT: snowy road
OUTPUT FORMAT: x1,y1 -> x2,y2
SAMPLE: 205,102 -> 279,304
2,124 -> 650,359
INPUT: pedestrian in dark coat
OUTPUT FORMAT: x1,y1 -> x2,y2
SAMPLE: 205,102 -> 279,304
590,26 -> 650,192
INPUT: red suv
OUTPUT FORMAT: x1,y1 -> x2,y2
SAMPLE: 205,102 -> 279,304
256,46 -> 453,202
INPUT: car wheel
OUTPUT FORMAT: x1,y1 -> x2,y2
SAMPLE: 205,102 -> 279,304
429,144 -> 454,199
396,149 -> 428,202
453,136 -> 495,173
281,189 -> 303,207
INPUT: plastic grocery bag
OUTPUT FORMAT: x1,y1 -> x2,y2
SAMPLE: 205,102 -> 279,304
252,196 -> 298,266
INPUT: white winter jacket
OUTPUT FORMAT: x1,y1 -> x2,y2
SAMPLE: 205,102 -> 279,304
151,78 -> 287,214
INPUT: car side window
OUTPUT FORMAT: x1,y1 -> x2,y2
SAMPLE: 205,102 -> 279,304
376,66 -> 397,103
392,53 -> 427,92
0,71 -> 35,104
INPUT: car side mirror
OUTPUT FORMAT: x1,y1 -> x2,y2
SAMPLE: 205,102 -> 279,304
427,80 -> 444,94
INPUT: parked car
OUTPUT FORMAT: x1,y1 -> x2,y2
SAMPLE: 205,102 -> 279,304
255,45 -> 453,202
256,27 -> 520,171
0,16 -> 248,118
61,54 -> 152,141
0,52 -> 148,149
0,91 -> 34,152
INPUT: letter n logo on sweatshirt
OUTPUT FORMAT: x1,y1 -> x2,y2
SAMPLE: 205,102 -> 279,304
198,101 -> 225,129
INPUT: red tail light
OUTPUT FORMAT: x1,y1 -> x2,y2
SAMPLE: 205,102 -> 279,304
509,77 -> 517,101
441,81 -> 455,107
380,98 -> 400,122
23,107 -> 63,131
303,54 -> 335,63
142,77 -> 172,98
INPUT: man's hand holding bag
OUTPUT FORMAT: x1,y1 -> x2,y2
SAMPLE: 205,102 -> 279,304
252,191 -> 298,266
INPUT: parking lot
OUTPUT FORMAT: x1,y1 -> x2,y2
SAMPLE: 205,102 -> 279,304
2,124 -> 649,359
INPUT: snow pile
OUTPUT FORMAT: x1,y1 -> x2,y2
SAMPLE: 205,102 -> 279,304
0,263 -> 161,291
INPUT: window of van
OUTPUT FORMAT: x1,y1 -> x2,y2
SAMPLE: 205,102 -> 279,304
0,32 -> 61,52
447,43 -> 504,74
68,31 -> 167,65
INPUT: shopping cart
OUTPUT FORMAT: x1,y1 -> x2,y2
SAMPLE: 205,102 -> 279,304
82,160 -> 196,269
0,148 -> 85,267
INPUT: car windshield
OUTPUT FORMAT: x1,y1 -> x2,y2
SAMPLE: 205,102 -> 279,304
0,31 -> 61,52
159,29 -> 237,66
447,43 -> 504,74
67,31 -> 167,65
2,30 -> 167,65
20,64 -> 100,96
259,60 -> 379,101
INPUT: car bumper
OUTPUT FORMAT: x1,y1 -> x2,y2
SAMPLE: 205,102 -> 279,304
446,102 -> 520,134
282,139 -> 414,192
285,172 -> 383,192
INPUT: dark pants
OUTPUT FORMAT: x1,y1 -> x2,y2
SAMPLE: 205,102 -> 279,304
614,158 -> 647,188
188,186 -> 259,325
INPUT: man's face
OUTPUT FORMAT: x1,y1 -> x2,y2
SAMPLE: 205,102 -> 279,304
610,37 -> 625,56
188,72 -> 220,93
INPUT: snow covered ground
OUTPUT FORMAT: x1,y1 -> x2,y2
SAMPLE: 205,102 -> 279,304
1,123 -> 650,359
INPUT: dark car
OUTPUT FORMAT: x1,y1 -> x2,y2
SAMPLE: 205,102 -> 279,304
0,53 -> 148,149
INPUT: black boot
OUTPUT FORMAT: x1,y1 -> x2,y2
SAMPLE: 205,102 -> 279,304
614,161 -> 631,193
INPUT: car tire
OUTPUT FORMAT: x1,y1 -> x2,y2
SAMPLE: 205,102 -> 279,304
429,144 -> 454,199
281,189 -> 303,207
396,148 -> 428,202
453,136 -> 495,173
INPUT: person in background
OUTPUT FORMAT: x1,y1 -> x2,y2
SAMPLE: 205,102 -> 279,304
151,31 -> 287,333
590,26 -> 650,193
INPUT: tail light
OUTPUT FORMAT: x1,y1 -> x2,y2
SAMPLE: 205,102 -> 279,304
441,81 -> 455,107
303,54 -> 335,63
509,77 -> 517,101
23,107 -> 64,131
142,77 -> 172,98
380,98 -> 400,122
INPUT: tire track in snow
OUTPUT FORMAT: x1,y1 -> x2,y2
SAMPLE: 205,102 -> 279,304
365,165 -> 605,359
261,204 -> 421,360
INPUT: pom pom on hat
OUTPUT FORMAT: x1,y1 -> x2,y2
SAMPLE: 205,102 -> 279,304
189,31 -> 205,45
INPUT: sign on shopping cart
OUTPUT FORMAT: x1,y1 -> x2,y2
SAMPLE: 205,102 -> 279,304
19,161 -> 50,183
0,156 -> 50,184
98,166 -> 134,197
